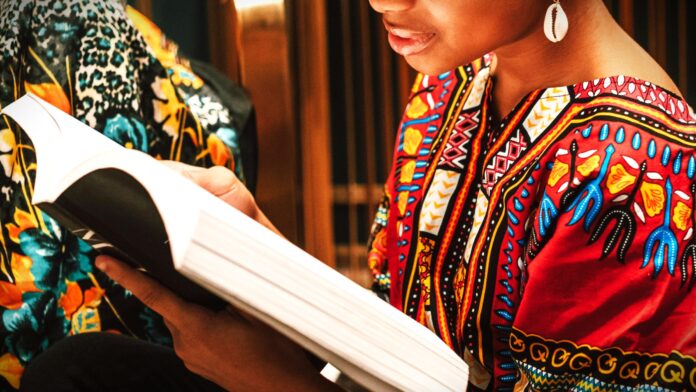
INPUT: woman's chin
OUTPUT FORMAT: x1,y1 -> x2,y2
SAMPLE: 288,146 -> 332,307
403,54 -> 474,77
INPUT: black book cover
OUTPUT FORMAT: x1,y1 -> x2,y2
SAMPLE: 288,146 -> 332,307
40,168 -> 224,309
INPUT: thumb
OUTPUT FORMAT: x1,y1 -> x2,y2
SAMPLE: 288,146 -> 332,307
161,161 -> 257,219
187,166 -> 258,219
161,162 -> 280,234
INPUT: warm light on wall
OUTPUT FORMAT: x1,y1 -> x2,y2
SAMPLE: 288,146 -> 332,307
235,0 -> 281,11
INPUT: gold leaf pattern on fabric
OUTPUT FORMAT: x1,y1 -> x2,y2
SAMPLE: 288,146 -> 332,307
607,164 -> 636,195
151,76 -> 186,138
406,96 -> 428,119
640,182 -> 666,217
548,160 -> 569,187
403,127 -> 423,155
400,161 -> 416,184
398,191 -> 409,216
673,201 -> 692,231
577,155 -> 600,177
70,306 -> 102,335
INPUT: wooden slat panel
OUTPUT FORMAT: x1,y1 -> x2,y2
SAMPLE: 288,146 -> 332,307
206,0 -> 240,82
322,0 -> 410,281
357,1 -> 379,235
655,1 -> 667,68
294,0 -> 335,265
333,184 -> 385,205
339,0 -> 360,271
324,0 -> 416,283
647,1 -> 657,59
335,245 -> 372,287
234,0 -> 301,243
376,15 -> 397,174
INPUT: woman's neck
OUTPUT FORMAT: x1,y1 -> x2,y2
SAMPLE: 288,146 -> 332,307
489,0 -> 679,120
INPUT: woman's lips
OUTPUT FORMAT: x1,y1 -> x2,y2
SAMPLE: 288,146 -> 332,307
384,22 -> 436,56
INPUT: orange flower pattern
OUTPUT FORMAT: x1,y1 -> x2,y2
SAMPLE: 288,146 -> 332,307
0,2 -> 251,389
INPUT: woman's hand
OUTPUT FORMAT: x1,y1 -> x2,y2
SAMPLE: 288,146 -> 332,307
96,255 -> 339,392
162,162 -> 279,235
96,163 -> 340,390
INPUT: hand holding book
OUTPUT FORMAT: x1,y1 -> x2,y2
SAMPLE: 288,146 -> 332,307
96,162 -> 339,391
3,94 -> 469,391
161,162 -> 279,235
96,256 -> 336,391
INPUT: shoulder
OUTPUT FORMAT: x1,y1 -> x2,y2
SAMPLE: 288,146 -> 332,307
529,79 -> 696,277
569,75 -> 695,128
531,76 -> 695,165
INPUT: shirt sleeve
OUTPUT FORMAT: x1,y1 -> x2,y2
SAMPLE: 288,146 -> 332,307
368,190 -> 391,301
511,119 -> 696,390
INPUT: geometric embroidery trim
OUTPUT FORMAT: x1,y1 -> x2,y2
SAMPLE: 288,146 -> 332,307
482,129 -> 528,195
419,169 -> 461,235
523,87 -> 572,143
463,68 -> 490,111
510,328 -> 696,391
439,111 -> 479,170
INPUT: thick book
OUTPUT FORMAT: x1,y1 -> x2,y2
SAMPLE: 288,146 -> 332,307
3,94 -> 469,392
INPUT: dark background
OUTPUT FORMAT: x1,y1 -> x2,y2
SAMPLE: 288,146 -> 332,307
136,0 -> 695,102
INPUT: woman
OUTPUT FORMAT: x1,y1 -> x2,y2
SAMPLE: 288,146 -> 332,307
0,0 -> 252,390
23,0 -> 695,391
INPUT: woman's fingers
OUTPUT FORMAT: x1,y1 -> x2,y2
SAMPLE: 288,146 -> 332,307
160,161 -> 208,182
188,167 -> 256,215
161,161 -> 258,219
162,161 -> 280,234
95,255 -> 189,324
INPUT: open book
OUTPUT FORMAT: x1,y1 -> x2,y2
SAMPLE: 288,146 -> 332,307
3,94 -> 469,392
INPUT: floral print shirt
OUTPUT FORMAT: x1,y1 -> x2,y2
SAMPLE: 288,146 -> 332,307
0,1 -> 247,389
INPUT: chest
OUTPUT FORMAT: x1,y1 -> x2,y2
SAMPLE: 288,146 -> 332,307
387,69 -> 571,291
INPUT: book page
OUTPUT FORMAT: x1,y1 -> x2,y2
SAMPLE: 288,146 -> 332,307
2,94 -> 122,201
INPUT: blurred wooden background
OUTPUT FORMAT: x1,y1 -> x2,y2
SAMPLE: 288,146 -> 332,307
132,0 -> 694,286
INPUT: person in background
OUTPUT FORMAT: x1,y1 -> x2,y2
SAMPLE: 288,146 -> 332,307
0,0 -> 253,390
22,0 -> 696,391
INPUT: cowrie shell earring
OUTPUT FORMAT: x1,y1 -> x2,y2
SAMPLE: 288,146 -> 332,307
544,0 -> 569,43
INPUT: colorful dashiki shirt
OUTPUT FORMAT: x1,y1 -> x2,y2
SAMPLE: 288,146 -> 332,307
0,1 -> 247,389
369,55 -> 696,391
